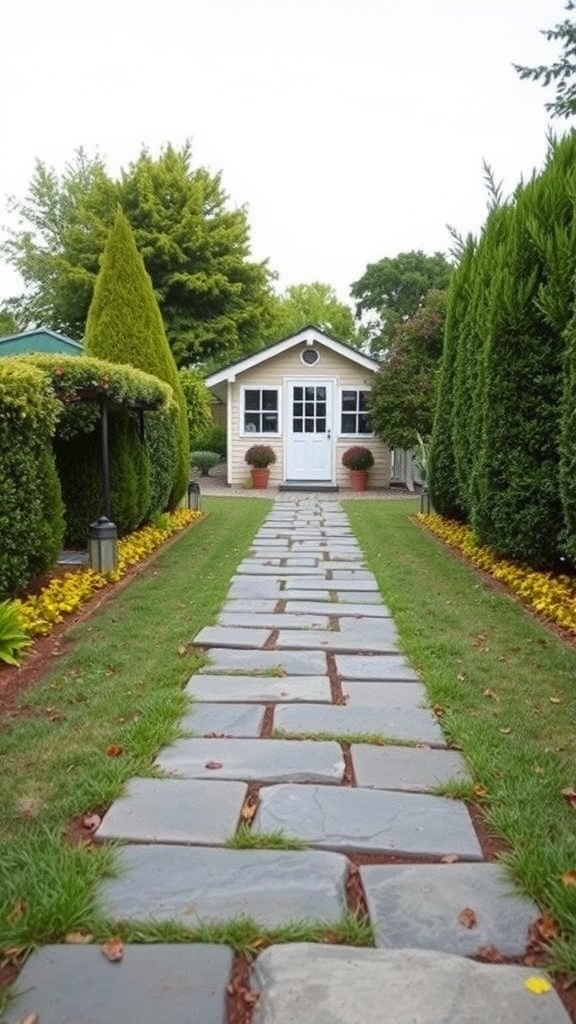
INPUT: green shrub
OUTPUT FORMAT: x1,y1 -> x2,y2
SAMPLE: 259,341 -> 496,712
192,423 -> 227,459
191,450 -> 222,476
179,368 -> 213,447
0,361 -> 64,597
145,405 -> 179,516
0,601 -> 31,665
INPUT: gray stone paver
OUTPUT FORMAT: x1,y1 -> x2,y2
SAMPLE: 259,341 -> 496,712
95,778 -> 246,845
351,744 -> 470,791
100,846 -> 348,928
217,612 -> 332,630
222,599 -> 280,613
180,702 -> 265,735
254,784 -> 482,858
342,680 -> 428,707
251,945 -> 570,1024
185,673 -> 332,703
227,579 -> 284,598
235,564 -> 326,576
4,945 -> 233,1024
157,738 -> 344,783
284,600 -> 390,617
203,648 -> 328,674
335,654 -> 420,680
275,622 -> 399,653
274,704 -> 446,745
360,863 -> 540,956
192,625 -> 271,648
284,577 -> 379,591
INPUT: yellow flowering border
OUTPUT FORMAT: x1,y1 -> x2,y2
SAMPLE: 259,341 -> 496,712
12,510 -> 202,638
418,513 -> 576,634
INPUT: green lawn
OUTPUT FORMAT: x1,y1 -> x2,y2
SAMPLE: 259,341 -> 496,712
0,497 -> 271,969
347,498 -> 576,973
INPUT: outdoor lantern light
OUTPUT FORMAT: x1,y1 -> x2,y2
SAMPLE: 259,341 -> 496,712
420,484 -> 431,515
88,516 -> 118,573
187,480 -> 201,512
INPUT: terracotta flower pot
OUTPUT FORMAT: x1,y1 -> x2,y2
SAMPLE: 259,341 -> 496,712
251,467 -> 270,489
349,469 -> 368,491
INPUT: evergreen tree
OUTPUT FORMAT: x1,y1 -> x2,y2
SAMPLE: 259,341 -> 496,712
85,209 -> 189,508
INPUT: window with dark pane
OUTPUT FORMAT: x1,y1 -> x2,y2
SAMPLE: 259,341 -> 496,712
340,389 -> 371,434
243,388 -> 278,433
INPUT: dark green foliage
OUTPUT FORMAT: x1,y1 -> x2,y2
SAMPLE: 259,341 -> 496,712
269,282 -> 358,344
370,290 -> 447,449
179,368 -> 213,448
145,407 -> 179,517
515,1 -> 576,119
55,411 -> 150,546
0,361 -> 64,597
84,209 -> 189,507
192,423 -> 227,459
191,451 -> 222,476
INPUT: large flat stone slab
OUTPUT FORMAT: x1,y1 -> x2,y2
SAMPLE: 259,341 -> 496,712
360,863 -> 540,956
157,738 -> 344,783
95,778 -> 246,845
235,564 -> 326,576
284,577 -> 379,591
274,705 -> 445,745
100,846 -> 348,928
335,654 -> 419,680
222,600 -> 280,614
180,702 -> 265,735
218,612 -> 332,630
285,601 -> 390,617
186,674 -> 331,703
254,784 -> 482,858
193,625 -> 272,649
227,580 -> 284,599
284,589 -> 384,604
251,945 -> 569,1024
4,945 -> 232,1024
343,681 -> 427,708
204,648 -> 328,675
275,620 -> 398,653
352,744 -> 469,791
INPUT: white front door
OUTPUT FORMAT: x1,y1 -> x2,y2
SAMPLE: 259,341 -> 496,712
285,381 -> 333,480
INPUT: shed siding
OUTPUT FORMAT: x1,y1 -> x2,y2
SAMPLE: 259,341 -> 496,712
229,341 -> 389,488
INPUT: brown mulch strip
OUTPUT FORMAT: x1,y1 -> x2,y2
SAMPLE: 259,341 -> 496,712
227,954 -> 258,1024
259,706 -> 275,738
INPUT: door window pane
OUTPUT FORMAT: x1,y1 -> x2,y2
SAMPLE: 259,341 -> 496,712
317,418 -> 326,432
293,417 -> 303,432
305,402 -> 315,416
293,387 -> 303,401
316,386 -> 326,400
305,418 -> 315,432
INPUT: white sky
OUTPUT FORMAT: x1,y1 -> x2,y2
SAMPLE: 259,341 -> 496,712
0,0 -> 566,306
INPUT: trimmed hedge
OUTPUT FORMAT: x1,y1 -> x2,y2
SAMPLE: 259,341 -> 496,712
0,361 -> 64,597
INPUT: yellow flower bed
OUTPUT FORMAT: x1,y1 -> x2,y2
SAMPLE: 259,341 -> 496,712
418,513 -> 576,633
13,510 -> 202,638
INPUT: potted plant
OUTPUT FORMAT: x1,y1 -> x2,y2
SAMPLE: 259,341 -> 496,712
342,445 -> 374,491
245,444 -> 277,488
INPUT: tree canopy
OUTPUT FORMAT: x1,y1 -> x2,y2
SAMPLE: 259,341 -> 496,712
515,1 -> 576,118
350,250 -> 452,356
3,143 -> 275,368
369,289 -> 447,450
269,282 -> 358,344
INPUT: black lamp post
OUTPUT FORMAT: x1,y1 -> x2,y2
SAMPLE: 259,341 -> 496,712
420,483 -> 431,514
187,480 -> 201,512
88,397 -> 118,572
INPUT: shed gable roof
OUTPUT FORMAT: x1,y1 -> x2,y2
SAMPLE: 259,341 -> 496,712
0,328 -> 83,352
204,325 -> 378,387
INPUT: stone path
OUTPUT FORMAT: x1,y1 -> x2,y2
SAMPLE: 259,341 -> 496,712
5,499 -> 569,1024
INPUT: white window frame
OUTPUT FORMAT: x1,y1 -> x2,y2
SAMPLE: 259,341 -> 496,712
240,384 -> 281,437
338,386 -> 374,438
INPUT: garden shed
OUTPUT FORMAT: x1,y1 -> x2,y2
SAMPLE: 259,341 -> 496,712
204,326 -> 390,489
0,328 -> 83,357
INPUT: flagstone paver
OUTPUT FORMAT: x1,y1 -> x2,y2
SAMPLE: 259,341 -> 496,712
351,744 -> 470,791
157,738 -> 345,783
185,673 -> 332,702
273,704 -> 446,745
251,945 -> 570,1024
359,863 -> 540,956
3,945 -> 233,1024
18,495 -> 555,1022
254,784 -> 483,858
95,778 -> 246,845
100,846 -> 349,927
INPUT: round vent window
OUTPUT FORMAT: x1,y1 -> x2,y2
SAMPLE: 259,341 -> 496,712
301,348 -> 320,366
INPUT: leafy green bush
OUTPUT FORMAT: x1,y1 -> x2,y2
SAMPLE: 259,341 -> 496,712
0,601 -> 31,665
145,405 -> 179,516
192,423 -> 227,459
191,450 -> 222,476
0,361 -> 64,597
179,368 -> 213,447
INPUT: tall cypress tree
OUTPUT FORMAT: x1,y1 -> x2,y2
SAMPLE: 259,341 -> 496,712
85,209 -> 189,508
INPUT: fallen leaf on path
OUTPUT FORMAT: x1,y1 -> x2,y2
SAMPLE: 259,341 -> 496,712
105,745 -> 123,757
177,645 -> 187,656
101,937 -> 124,962
561,870 -> 576,887
65,931 -> 93,944
7,900 -> 27,923
1,947 -> 26,968
483,688 -> 498,700
241,800 -> 257,823
14,1014 -> 39,1024
476,944 -> 504,963
457,907 -> 477,929
205,761 -> 223,770
473,784 -> 488,799
499,727 -> 512,735
524,976 -> 552,995
535,916 -> 559,942
82,813 -> 101,831
440,854 -> 459,863
550,697 -> 562,705
561,787 -> 576,807
456,672 -> 467,682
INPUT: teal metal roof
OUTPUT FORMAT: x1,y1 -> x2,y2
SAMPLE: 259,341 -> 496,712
0,328 -> 83,357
